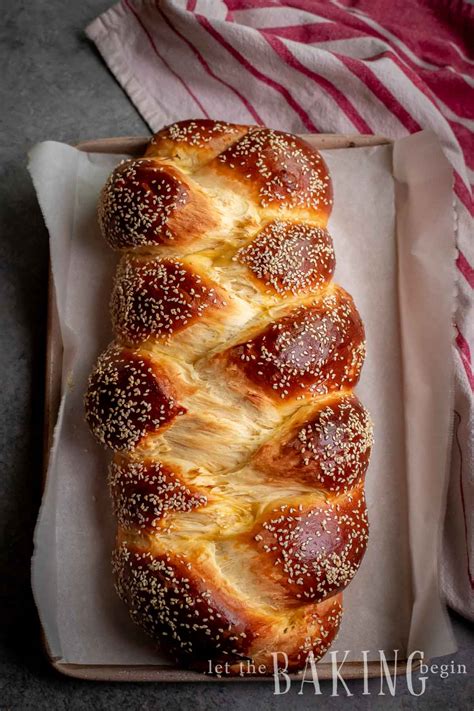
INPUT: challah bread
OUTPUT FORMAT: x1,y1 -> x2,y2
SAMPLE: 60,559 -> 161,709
85,120 -> 373,673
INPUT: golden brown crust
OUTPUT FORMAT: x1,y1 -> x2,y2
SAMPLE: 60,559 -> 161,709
113,539 -> 343,672
113,541 -> 259,667
84,344 -> 185,452
85,119 -> 372,674
111,254 -> 227,345
146,119 -> 250,170
207,127 -> 333,220
253,393 -> 373,494
237,220 -> 335,296
223,286 -> 365,403
98,158 -> 218,250
108,456 -> 208,532
251,482 -> 369,604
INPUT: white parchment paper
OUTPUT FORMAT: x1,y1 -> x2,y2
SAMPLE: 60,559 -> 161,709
29,131 -> 456,665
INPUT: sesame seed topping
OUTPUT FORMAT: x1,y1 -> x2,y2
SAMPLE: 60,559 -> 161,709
253,486 -> 369,602
109,459 -> 208,531
161,120 -> 242,146
215,128 -> 333,213
111,255 -> 225,345
98,159 -> 189,249
85,344 -> 185,451
228,286 -> 365,402
237,220 -> 335,296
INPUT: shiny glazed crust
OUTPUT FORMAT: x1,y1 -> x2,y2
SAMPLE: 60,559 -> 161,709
85,120 -> 373,674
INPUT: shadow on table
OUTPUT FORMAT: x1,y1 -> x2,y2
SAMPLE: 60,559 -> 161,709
0,157 -> 52,680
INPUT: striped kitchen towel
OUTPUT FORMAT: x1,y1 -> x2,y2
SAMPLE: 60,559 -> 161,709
86,0 -> 473,619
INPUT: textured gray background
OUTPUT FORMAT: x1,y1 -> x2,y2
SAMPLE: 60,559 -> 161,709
0,1 -> 472,709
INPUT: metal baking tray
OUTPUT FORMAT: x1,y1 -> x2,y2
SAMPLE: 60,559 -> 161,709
42,133 -> 410,682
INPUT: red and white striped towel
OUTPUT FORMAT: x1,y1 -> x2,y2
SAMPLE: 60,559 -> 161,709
86,0 -> 473,619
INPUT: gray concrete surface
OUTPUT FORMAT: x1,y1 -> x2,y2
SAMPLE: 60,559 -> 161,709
0,1 -> 472,709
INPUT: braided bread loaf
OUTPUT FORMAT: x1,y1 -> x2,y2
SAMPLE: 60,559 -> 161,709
85,120 -> 373,673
